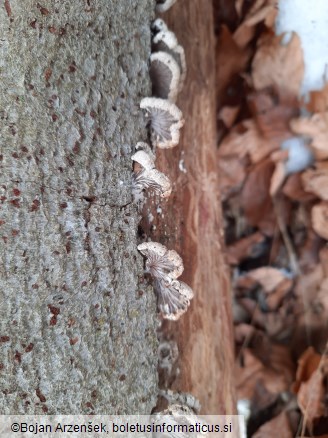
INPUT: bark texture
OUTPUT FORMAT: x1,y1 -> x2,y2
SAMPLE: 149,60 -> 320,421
0,0 -> 158,414
144,0 -> 236,414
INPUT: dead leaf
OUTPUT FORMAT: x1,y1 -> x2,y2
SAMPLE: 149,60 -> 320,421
248,88 -> 298,144
302,167 -> 328,201
226,231 -> 266,265
241,158 -> 276,234
219,119 -> 280,163
319,246 -> 328,277
235,0 -> 244,17
266,278 -> 293,310
218,105 -> 240,128
292,346 -> 322,394
236,348 -> 291,400
253,411 -> 293,438
248,266 -> 287,293
217,154 -> 247,200
306,82 -> 328,113
299,230 -> 323,272
312,202 -> 328,240
234,0 -> 278,48
283,173 -> 317,202
216,25 -> 251,106
291,113 -> 328,160
252,32 -> 304,97
297,354 -> 328,428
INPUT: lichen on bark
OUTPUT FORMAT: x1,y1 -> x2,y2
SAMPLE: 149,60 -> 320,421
0,0 -> 158,414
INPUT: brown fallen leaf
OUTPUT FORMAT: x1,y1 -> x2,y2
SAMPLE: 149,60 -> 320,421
292,346 -> 322,394
236,348 -> 291,400
219,119 -> 280,164
248,88 -> 298,144
283,173 -> 317,202
217,154 -> 247,200
265,278 -> 293,310
253,411 -> 293,438
226,231 -> 266,265
234,0 -> 278,49
302,167 -> 328,201
319,246 -> 328,277
291,113 -> 328,160
252,32 -> 304,97
218,105 -> 240,129
235,0 -> 244,17
216,25 -> 251,106
312,202 -> 328,240
248,266 -> 288,293
241,158 -> 277,235
297,353 -> 328,429
298,230 -> 323,272
306,82 -> 328,113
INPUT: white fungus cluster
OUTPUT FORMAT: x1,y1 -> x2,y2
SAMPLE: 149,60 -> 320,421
140,15 -> 186,149
135,3 -> 193,322
132,142 -> 172,199
138,242 -> 194,321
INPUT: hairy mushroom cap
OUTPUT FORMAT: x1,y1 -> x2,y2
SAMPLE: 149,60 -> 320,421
132,148 -> 172,198
131,150 -> 156,171
155,279 -> 194,320
137,241 -> 183,279
150,52 -> 181,102
152,30 -> 187,90
140,97 -> 184,149
146,169 -> 172,198
133,169 -> 172,198
155,0 -> 178,13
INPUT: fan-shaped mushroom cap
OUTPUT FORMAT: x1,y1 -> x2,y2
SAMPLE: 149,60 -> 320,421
145,168 -> 172,198
155,0 -> 178,13
140,97 -> 184,149
137,241 -> 184,280
131,150 -> 155,171
150,52 -> 181,102
152,30 -> 187,90
154,278 -> 194,320
131,148 -> 172,198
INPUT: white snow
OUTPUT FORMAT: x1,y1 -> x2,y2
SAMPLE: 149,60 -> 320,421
281,136 -> 314,174
276,0 -> 328,95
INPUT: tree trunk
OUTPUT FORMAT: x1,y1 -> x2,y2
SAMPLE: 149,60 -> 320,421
0,0 -> 158,414
144,0 -> 237,414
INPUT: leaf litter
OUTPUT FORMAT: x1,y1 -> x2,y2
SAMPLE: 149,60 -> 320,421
215,0 -> 328,435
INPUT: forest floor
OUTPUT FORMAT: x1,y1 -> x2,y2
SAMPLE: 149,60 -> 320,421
214,0 -> 328,436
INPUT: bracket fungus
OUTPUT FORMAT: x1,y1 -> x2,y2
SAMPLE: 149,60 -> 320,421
150,52 -> 181,102
140,97 -> 184,149
132,145 -> 172,198
154,278 -> 194,321
152,26 -> 187,91
137,241 -> 194,320
155,0 -> 178,13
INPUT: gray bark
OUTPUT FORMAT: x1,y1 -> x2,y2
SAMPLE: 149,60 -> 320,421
0,0 -> 158,414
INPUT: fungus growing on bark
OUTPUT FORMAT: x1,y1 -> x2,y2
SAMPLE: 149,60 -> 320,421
154,278 -> 194,321
150,52 -> 181,102
140,97 -> 184,148
137,241 -> 183,280
132,145 -> 172,199
137,241 -> 194,320
152,26 -> 187,91
155,0 -> 177,13
151,18 -> 168,35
